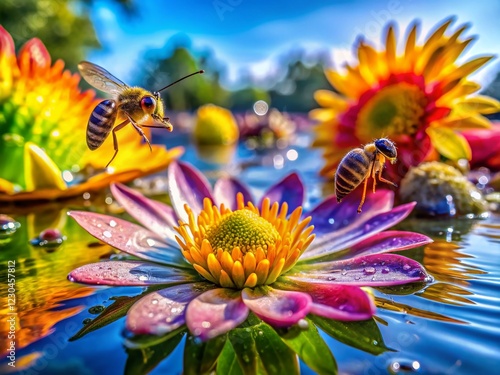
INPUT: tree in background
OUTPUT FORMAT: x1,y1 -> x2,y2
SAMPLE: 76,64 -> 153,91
134,34 -> 229,111
0,0 -> 133,70
268,50 -> 333,112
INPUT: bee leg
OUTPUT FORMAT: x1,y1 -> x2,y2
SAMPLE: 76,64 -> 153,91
371,161 -> 378,193
127,115 -> 153,152
106,119 -> 130,168
358,162 -> 373,213
378,168 -> 398,187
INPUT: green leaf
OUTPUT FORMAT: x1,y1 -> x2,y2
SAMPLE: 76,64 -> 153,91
311,316 -> 391,355
124,326 -> 186,350
184,334 -> 227,375
278,317 -> 337,375
69,294 -> 144,341
217,340 -> 244,375
124,331 -> 184,375
228,328 -> 259,375
252,322 -> 299,375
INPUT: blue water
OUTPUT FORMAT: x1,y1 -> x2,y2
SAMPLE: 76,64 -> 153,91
1,130 -> 499,374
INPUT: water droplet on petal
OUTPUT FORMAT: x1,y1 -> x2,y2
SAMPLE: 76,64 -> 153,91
146,238 -> 156,247
382,267 -> 390,274
201,321 -> 211,328
151,299 -> 158,305
341,269 -> 347,276
138,275 -> 148,281
364,267 -> 376,275
109,220 -> 117,228
403,264 -> 411,271
103,231 -> 112,238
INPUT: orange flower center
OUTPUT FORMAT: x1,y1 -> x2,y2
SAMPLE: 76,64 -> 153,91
356,83 -> 427,141
174,193 -> 315,289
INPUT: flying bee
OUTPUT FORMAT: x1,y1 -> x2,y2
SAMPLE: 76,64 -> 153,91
78,61 -> 204,167
335,138 -> 398,213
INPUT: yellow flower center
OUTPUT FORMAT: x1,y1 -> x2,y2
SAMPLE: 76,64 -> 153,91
356,83 -> 427,141
174,193 -> 315,289
205,210 -> 279,254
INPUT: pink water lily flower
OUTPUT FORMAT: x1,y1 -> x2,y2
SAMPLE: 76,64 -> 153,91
68,161 -> 432,341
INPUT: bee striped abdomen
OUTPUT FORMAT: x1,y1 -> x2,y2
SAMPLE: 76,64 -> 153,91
335,148 -> 372,202
86,99 -> 117,150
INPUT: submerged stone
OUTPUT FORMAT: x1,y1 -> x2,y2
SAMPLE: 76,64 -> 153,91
399,162 -> 488,218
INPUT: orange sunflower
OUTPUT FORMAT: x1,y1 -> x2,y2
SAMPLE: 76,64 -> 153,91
311,18 -> 500,180
0,26 -> 182,202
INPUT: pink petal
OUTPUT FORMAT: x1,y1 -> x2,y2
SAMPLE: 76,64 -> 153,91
260,173 -> 304,212
213,177 -> 253,210
302,202 -> 416,261
68,211 -> 187,267
274,279 -> 375,321
111,183 -> 178,241
463,124 -> 500,170
168,161 -> 214,223
241,287 -> 311,327
306,190 -> 394,236
288,254 -> 429,286
126,283 -> 213,335
185,288 -> 249,341
68,261 -> 197,286
340,231 -> 433,259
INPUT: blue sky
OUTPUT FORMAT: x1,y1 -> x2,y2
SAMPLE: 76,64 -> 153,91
89,0 -> 500,88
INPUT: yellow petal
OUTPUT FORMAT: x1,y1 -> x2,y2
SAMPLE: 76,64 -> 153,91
455,96 -> 500,115
24,142 -> 67,191
440,115 -> 493,130
313,90 -> 348,110
423,17 -> 454,52
385,24 -> 397,69
426,127 -> 471,160
0,178 -> 16,194
445,56 -> 494,83
404,21 -> 418,67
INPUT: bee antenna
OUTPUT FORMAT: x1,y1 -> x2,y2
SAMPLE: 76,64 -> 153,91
156,70 -> 205,93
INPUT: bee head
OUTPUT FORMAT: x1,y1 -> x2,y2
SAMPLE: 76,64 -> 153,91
374,138 -> 397,162
140,95 -> 157,114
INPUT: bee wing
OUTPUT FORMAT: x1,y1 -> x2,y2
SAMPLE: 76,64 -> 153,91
78,61 -> 128,95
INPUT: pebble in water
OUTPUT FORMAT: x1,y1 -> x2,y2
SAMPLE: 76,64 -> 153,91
30,228 -> 66,248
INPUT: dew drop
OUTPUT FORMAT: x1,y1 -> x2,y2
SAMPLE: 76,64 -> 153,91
403,264 -> 411,271
364,267 -> 376,275
341,269 -> 347,276
109,220 -> 117,228
151,299 -> 159,305
297,319 -> 309,330
138,275 -> 148,281
146,238 -> 156,247
201,321 -> 211,328
88,305 -> 105,314
382,267 -> 390,274
82,318 -> 92,325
